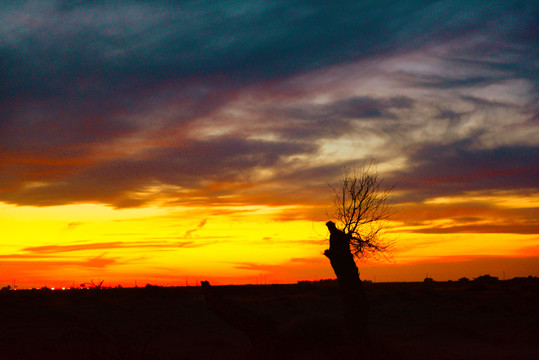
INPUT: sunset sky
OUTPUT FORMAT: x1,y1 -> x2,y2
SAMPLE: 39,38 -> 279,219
1,1 -> 538,288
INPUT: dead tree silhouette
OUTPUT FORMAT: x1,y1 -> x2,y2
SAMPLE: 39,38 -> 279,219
325,164 -> 394,354
80,280 -> 104,289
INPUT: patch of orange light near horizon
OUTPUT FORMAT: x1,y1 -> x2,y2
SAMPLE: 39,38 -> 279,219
424,191 -> 539,208
0,202 -> 327,288
392,232 -> 539,262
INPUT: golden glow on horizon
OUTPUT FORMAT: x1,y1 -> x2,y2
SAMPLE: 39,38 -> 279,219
394,232 -> 539,260
0,202 -> 327,287
1,194 -> 538,288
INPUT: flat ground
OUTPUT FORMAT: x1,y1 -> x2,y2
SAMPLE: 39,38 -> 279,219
0,279 -> 537,359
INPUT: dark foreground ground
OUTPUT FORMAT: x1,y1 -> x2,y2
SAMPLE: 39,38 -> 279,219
0,279 -> 537,360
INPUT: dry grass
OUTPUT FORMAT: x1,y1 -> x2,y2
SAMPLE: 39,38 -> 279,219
0,279 -> 537,359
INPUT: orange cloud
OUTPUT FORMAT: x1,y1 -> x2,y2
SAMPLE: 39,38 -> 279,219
21,241 -> 189,254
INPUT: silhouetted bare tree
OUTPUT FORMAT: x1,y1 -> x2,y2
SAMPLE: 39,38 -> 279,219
331,165 -> 393,260
80,279 -> 105,289
324,164 -> 394,351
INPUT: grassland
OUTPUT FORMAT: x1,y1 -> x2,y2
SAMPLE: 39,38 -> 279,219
0,278 -> 537,359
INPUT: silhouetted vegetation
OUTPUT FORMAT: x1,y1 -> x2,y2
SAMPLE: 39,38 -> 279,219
474,274 -> 498,282
80,279 -> 105,289
329,164 -> 394,261
201,281 -> 285,359
0,279 -> 537,359
297,279 -> 339,286
324,165 -> 395,355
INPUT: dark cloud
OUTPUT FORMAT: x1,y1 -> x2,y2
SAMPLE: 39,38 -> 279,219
0,99 -> 138,156
326,96 -> 415,125
3,1 -> 535,100
0,0 -> 537,209
2,1 -> 501,96
318,96 -> 414,120
390,138 -> 539,201
434,108 -> 468,124
0,137 -> 317,207
408,74 -> 502,90
459,95 -> 518,109
262,96 -> 415,141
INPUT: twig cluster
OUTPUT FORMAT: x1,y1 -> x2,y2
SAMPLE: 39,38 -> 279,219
331,164 -> 394,261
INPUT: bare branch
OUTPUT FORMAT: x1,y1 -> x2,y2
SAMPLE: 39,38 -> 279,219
330,163 -> 394,261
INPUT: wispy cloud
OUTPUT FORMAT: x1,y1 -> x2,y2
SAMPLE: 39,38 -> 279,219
0,254 -> 120,270
21,240 -> 200,254
81,253 -> 118,268
389,138 -> 539,201
183,219 -> 207,238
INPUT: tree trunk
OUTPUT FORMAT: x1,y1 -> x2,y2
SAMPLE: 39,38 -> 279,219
324,222 -> 369,344
200,281 -> 285,359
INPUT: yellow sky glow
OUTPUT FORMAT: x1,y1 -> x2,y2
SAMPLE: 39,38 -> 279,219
1,191 -> 538,289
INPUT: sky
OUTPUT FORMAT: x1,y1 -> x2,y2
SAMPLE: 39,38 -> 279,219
1,0 -> 538,288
